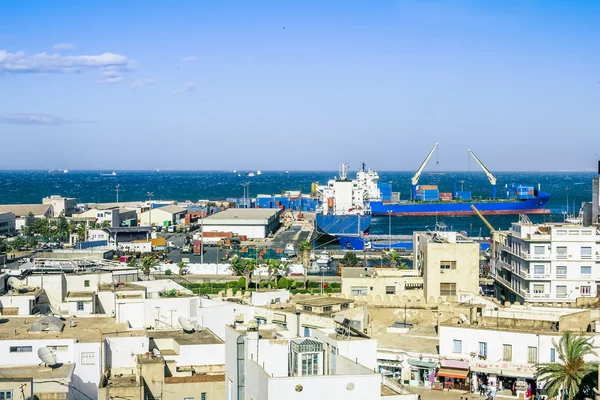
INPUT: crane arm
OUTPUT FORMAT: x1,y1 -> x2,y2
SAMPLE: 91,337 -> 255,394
470,205 -> 495,233
411,142 -> 438,185
468,149 -> 496,185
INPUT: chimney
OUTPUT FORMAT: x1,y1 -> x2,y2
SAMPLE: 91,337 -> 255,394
295,310 -> 301,337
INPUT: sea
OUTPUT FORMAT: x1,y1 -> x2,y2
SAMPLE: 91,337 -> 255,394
0,170 -> 595,237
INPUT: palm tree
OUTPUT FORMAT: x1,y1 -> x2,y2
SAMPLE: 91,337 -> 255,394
177,261 -> 186,276
267,259 -> 281,286
127,256 -> 138,268
298,240 -> 312,289
229,256 -> 257,291
341,252 -> 358,268
537,332 -> 598,400
77,223 -> 86,242
140,255 -> 158,277
386,250 -> 401,268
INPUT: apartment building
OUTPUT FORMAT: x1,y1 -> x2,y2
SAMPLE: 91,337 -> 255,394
491,219 -> 600,303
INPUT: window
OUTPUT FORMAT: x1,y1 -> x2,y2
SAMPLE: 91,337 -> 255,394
534,246 -> 545,255
340,303 -> 349,310
533,265 -> 545,274
9,346 -> 32,353
184,398 -> 194,400
81,352 -> 96,365
478,342 -> 487,357
301,353 -> 319,376
48,345 -> 69,352
533,284 -> 545,294
581,247 -> 592,259
351,286 -> 368,295
569,230 -> 579,235
77,301 -> 84,311
385,286 -> 395,295
528,346 -> 538,364
201,394 -> 207,400
440,283 -> 457,296
440,261 -> 456,270
556,230 -> 567,235
302,306 -> 313,312
556,286 -> 567,298
581,286 -> 591,295
582,230 -> 592,235
503,344 -> 512,361
322,306 -> 332,312
452,340 -> 462,353
581,266 -> 592,275
550,348 -> 556,362
556,266 -> 567,276
84,280 -> 90,287
0,391 -> 13,400
557,246 -> 567,258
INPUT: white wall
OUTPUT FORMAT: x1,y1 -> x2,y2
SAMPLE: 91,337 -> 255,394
313,330 -> 378,371
267,371 -> 381,400
25,274 -> 65,307
118,242 -> 152,253
155,262 -> 233,275
251,290 -> 290,306
116,300 -> 145,328
203,224 -> 267,239
145,297 -> 198,329
67,298 -> 94,315
105,336 -> 149,371
162,343 -> 225,367
199,300 -> 259,340
0,295 -> 35,316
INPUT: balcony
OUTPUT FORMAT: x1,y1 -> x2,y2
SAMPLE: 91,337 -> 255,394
499,244 -> 551,260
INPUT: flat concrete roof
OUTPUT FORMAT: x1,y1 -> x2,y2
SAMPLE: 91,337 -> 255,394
296,296 -> 353,307
0,363 -> 75,380
150,328 -> 224,346
376,325 -> 440,354
204,208 -> 280,222
0,204 -> 52,217
66,291 -> 95,299
0,316 -> 145,342
99,282 -> 146,292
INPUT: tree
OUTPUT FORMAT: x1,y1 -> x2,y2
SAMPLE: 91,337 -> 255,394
100,220 -> 111,228
229,256 -> 256,291
386,250 -> 402,268
77,224 -> 87,242
537,332 -> 598,400
139,255 -> 158,277
298,241 -> 312,289
177,261 -> 186,276
9,237 -> 26,252
267,259 -> 282,286
341,252 -> 358,268
127,257 -> 138,268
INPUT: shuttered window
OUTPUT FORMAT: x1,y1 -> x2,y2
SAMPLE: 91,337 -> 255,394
503,344 -> 512,362
440,283 -> 456,296
528,347 -> 537,364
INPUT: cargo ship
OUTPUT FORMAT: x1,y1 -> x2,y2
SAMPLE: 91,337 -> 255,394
314,163 -> 380,236
370,144 -> 551,216
335,234 -> 413,251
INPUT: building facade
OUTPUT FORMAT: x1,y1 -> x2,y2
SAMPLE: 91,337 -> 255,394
202,208 -> 282,239
43,195 -> 77,217
491,221 -> 600,303
414,231 -> 480,299
0,213 -> 16,236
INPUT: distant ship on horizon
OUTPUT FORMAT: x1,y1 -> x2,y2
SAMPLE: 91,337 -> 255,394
49,169 -> 69,174
101,171 -> 117,177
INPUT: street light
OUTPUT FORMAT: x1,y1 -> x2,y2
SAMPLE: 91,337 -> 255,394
388,210 -> 392,250
147,192 -> 154,227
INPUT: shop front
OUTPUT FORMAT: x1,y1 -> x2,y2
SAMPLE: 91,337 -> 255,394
436,359 -> 470,391
471,360 -> 537,398
408,359 -> 437,388
378,358 -> 402,380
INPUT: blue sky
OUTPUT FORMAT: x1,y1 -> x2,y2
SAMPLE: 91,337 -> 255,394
1,0 -> 599,171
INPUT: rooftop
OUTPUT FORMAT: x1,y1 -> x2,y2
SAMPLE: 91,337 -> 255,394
98,282 -> 146,292
164,374 -> 225,384
144,205 -> 186,214
375,325 -> 439,355
0,204 -> 52,217
204,208 -> 280,221
0,363 -> 75,380
295,296 -> 353,307
0,316 -> 145,342
150,328 -> 224,346
105,374 -> 139,388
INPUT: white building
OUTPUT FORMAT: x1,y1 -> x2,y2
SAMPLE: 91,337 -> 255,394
43,195 -> 77,217
0,204 -> 53,231
0,212 -> 15,236
491,220 -> 600,303
139,205 -> 186,227
201,208 -> 282,239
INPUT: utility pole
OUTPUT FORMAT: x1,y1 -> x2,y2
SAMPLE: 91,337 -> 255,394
115,184 -> 123,204
200,214 -> 204,264
146,192 -> 154,227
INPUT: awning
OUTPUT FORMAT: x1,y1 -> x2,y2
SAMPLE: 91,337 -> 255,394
437,367 -> 469,379
471,365 -> 502,375
408,360 -> 437,369
501,369 -> 536,379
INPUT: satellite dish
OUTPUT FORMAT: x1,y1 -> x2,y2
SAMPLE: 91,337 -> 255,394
178,316 -> 195,333
38,347 -> 58,368
152,348 -> 161,357
8,277 -> 25,291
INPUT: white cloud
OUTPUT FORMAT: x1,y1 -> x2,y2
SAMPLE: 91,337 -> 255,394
181,56 -> 198,63
100,76 -> 124,84
0,50 -> 132,74
53,43 -> 76,51
173,81 -> 196,95
130,78 -> 156,89
0,113 -> 90,126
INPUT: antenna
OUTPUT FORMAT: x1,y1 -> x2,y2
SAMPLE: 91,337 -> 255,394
178,316 -> 195,333
38,347 -> 59,368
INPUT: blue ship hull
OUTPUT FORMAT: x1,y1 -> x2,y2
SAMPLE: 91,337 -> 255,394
315,214 -> 372,235
336,235 -> 491,251
370,191 -> 551,216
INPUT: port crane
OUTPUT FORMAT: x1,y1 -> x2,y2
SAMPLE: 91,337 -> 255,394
468,149 -> 497,200
470,204 -> 496,255
411,142 -> 438,200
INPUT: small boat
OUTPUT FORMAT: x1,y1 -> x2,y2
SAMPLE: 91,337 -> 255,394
308,262 -> 321,273
49,169 -> 68,174
247,172 -> 255,177
316,251 -> 332,265
101,171 -> 117,177
233,170 -> 237,173
256,170 -> 262,175
285,170 -> 289,174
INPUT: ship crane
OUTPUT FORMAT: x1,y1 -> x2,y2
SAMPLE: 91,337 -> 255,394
468,149 -> 497,200
411,142 -> 438,200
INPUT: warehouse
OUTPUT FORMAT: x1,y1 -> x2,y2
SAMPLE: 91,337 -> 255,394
139,205 -> 187,227
201,208 -> 281,239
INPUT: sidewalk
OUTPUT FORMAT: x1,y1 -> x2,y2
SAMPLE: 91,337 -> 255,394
410,386 -> 473,400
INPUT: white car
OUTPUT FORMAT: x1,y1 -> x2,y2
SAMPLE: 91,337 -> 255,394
280,257 -> 292,263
